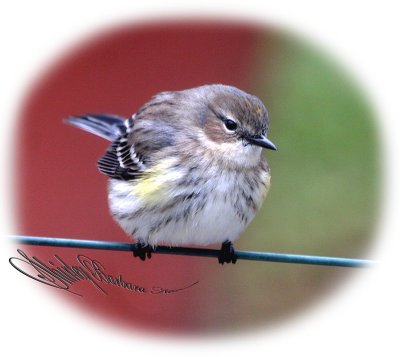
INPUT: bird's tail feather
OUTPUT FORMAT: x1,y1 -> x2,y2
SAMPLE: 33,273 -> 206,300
64,114 -> 128,141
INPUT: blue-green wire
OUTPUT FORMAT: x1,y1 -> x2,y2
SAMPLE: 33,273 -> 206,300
9,235 -> 373,268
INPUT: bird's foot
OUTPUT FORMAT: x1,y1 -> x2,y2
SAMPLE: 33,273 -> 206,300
218,241 -> 237,265
133,242 -> 153,261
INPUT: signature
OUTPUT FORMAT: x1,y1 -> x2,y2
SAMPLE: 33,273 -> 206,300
9,249 -> 199,297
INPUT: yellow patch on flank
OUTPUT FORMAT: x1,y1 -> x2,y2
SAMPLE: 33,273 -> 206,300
255,106 -> 262,116
132,158 -> 181,202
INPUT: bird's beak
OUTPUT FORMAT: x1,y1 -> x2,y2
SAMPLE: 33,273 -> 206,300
247,135 -> 277,151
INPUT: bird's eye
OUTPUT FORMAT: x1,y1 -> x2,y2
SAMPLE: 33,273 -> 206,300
223,119 -> 238,131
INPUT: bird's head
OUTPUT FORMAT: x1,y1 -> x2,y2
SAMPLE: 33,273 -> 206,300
184,84 -> 277,167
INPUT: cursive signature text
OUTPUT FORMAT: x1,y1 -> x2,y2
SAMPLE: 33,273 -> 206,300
9,249 -> 198,297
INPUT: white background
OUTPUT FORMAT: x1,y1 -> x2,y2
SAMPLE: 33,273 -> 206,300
1,1 -> 399,355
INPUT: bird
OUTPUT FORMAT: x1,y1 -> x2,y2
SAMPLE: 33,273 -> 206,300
65,84 -> 277,264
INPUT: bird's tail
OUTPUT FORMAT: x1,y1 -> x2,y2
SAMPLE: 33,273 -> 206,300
64,114 -> 128,141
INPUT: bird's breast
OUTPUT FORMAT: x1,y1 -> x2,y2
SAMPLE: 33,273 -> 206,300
108,158 -> 270,246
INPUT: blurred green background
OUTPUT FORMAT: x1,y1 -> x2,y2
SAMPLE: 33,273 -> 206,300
257,34 -> 379,258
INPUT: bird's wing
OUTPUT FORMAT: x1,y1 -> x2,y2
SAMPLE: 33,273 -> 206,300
97,116 -> 147,180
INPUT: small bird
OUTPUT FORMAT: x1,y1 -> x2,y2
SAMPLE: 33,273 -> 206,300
65,84 -> 277,264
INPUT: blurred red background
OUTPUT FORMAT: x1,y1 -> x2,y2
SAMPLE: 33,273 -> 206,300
15,21 -> 268,334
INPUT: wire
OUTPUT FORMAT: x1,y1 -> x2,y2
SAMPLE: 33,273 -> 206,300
9,235 -> 374,268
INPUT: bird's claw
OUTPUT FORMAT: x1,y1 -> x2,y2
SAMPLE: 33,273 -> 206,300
133,242 -> 153,261
218,241 -> 237,264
